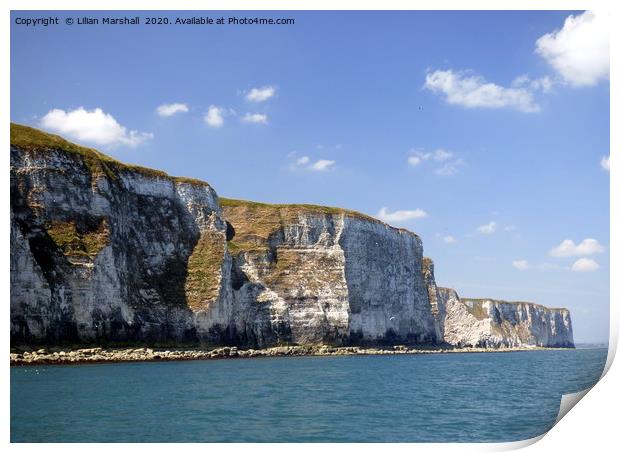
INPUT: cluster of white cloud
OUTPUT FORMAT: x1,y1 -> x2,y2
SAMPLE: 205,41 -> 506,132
292,155 -> 336,172
425,11 -> 609,113
442,235 -> 457,244
233,86 -> 276,126
376,207 -> 428,224
203,107 -> 271,128
535,11 -> 609,87
157,85 -> 276,129
514,238 -> 605,273
424,70 -> 540,113
40,107 -> 153,148
42,84 -> 277,148
549,238 -> 605,257
408,148 -> 464,176
156,103 -> 189,117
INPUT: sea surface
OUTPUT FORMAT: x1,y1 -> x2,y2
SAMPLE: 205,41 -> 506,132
11,348 -> 607,443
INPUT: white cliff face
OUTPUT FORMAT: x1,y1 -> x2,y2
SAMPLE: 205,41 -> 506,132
218,202 -> 438,346
9,124 -> 575,348
340,218 -> 436,343
10,138 -> 224,345
421,258 -> 574,348
432,288 -> 574,348
437,288 -> 493,347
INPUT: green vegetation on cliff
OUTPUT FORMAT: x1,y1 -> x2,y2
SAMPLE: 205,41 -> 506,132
46,219 -> 109,258
10,123 -> 209,186
220,198 -> 376,220
185,231 -> 226,311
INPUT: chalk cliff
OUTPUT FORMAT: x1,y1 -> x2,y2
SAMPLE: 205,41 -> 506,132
422,258 -> 573,348
10,123 -> 574,348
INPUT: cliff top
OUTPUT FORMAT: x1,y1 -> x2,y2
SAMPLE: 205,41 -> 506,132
222,198 -> 380,254
10,123 -> 210,187
220,197 -> 379,223
461,297 -> 569,312
220,198 -> 419,255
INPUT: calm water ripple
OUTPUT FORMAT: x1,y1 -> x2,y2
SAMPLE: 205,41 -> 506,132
11,348 -> 607,442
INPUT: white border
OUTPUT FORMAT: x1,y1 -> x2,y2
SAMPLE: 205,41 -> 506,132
2,1 -> 616,451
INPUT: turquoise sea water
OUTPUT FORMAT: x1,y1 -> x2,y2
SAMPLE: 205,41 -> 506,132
11,348 -> 607,442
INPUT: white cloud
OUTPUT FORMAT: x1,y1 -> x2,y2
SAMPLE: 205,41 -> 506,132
571,257 -> 600,272
241,113 -> 268,124
535,11 -> 609,87
377,207 -> 428,223
408,155 -> 423,166
504,225 -> 517,232
408,148 -> 463,175
156,103 -> 189,117
40,107 -> 153,148
601,155 -> 610,171
477,221 -> 497,235
424,69 -> 540,113
512,260 -> 558,271
310,159 -> 335,171
512,260 -> 530,271
291,155 -> 336,172
550,238 -> 605,257
204,105 -> 226,128
443,235 -> 457,244
245,86 -> 276,102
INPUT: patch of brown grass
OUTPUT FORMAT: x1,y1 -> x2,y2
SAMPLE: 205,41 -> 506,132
46,218 -> 109,258
185,231 -> 226,311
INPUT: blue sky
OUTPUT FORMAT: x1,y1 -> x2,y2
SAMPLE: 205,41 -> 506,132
11,10 -> 610,343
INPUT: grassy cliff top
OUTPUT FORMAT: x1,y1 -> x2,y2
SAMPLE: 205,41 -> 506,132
461,297 -> 569,312
10,122 -> 210,186
220,197 -> 380,222
221,197 -> 418,255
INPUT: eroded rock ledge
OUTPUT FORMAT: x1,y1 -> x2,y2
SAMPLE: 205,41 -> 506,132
10,344 -> 569,366
10,123 -> 574,351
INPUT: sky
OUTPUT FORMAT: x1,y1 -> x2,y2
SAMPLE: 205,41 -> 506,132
10,10 -> 610,343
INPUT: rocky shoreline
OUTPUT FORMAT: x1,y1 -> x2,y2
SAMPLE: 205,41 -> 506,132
10,344 -> 567,366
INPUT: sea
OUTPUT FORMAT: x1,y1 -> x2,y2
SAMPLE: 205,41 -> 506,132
10,347 -> 608,443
